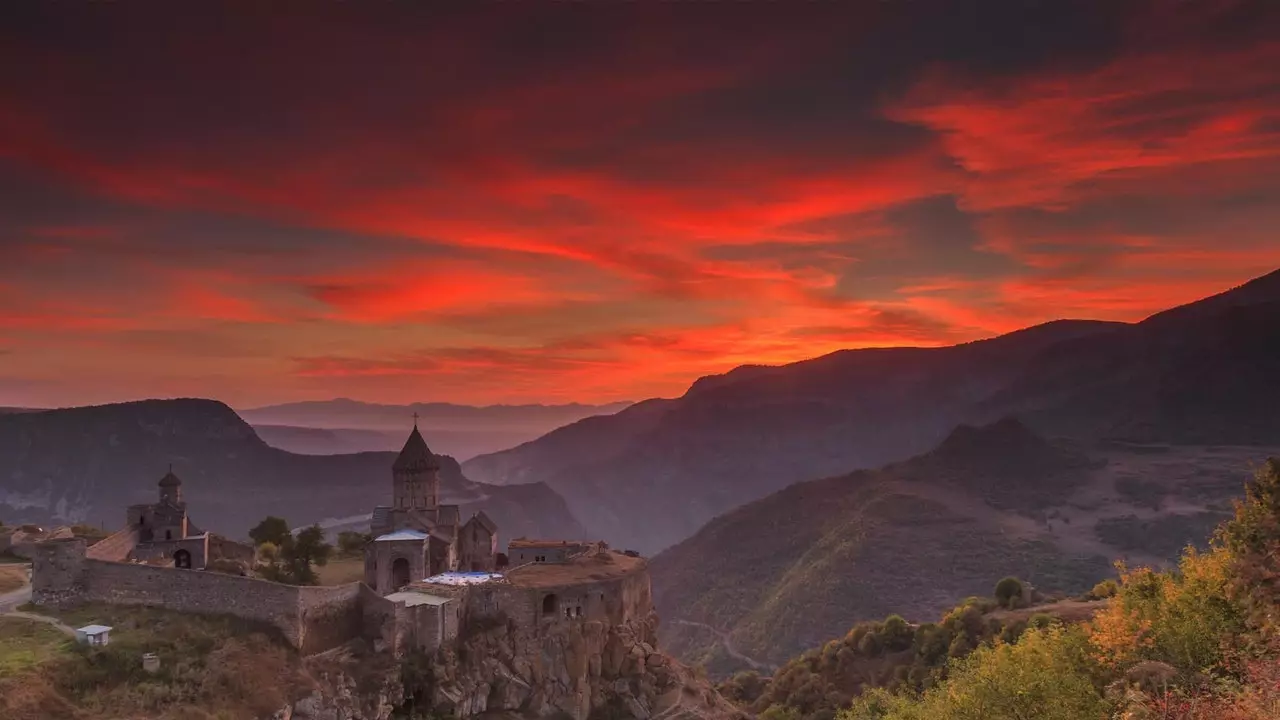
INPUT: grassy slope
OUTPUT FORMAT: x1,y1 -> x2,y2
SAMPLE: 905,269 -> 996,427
0,604 -> 307,720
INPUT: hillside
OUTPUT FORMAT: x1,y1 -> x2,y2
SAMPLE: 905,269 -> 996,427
647,419 -> 1279,671
0,399 -> 585,542
464,269 -> 1280,554
241,399 -> 632,460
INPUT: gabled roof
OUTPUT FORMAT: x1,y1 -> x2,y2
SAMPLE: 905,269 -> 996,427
465,511 -> 497,534
393,425 -> 440,472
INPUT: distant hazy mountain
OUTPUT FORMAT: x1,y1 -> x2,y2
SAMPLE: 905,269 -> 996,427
240,399 -> 633,460
649,418 -> 1274,671
0,399 -> 586,542
464,269 -> 1280,554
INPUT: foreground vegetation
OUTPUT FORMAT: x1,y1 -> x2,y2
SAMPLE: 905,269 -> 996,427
740,458 -> 1280,720
0,604 -> 306,720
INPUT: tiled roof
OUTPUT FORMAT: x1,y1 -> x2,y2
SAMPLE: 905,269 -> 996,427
393,426 -> 440,472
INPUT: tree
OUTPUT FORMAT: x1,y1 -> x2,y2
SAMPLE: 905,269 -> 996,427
1220,458 -> 1280,636
994,577 -> 1025,609
249,516 -> 291,548
281,524 -> 333,585
337,531 -> 371,555
841,627 -> 1109,720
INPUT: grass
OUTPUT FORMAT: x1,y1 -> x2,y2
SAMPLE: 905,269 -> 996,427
0,617 -> 70,676
1,604 -> 308,720
0,565 -> 28,593
315,555 -> 366,586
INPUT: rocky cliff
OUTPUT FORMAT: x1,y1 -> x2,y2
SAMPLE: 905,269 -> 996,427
280,614 -> 745,720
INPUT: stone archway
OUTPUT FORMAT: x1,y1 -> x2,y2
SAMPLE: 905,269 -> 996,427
542,593 -> 559,617
391,557 -> 411,590
174,549 -> 192,569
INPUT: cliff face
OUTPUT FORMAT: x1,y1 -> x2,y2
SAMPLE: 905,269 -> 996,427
279,614 -> 745,720
426,612 -> 744,720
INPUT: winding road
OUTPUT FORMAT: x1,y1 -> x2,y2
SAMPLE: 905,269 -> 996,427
669,619 -> 776,674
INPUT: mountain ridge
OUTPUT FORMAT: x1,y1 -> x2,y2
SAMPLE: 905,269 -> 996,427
463,270 -> 1280,554
0,398 -> 586,543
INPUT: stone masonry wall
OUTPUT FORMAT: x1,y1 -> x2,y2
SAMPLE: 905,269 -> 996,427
297,583 -> 365,655
33,538 -> 370,653
79,559 -> 308,644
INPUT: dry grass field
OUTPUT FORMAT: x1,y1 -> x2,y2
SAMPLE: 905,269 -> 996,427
0,565 -> 28,594
315,555 -> 366,586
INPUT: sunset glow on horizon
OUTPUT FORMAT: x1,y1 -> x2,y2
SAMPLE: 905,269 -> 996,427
2,1 -> 1279,408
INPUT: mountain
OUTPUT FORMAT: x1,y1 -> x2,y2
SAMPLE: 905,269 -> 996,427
240,399 -> 633,460
464,269 -> 1280,554
0,398 -> 587,543
250,424 -> 408,455
647,419 -> 1277,672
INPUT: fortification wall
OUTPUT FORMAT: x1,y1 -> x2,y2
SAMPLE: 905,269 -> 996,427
79,559 -> 307,643
33,538 -> 368,653
297,583 -> 364,655
459,562 -> 655,638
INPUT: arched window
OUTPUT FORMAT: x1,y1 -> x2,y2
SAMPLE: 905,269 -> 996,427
542,594 -> 558,616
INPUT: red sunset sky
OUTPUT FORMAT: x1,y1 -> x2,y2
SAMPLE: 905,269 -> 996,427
1,1 -> 1279,408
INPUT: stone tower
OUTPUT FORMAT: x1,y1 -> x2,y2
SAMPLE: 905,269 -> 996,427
392,422 -> 440,512
158,467 -> 183,505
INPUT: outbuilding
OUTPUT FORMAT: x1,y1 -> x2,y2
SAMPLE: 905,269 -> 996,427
75,624 -> 113,647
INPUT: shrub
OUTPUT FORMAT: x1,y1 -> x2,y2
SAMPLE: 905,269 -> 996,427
880,615 -> 914,653
1089,579 -> 1119,600
994,577 -> 1025,609
841,627 -> 1110,720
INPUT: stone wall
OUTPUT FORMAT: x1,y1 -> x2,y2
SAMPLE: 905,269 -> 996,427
32,538 -> 369,654
297,583 -> 364,655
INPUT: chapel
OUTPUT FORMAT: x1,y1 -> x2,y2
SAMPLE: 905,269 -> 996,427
365,422 -> 499,594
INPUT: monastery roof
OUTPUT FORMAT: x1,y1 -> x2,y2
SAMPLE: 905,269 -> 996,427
385,590 -> 454,606
466,511 -> 497,534
393,425 -> 440,472
158,469 -> 182,487
374,529 -> 429,542
507,538 -> 591,549
422,571 -> 506,586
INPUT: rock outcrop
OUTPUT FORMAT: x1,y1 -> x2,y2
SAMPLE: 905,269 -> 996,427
272,614 -> 744,720
427,611 -> 744,720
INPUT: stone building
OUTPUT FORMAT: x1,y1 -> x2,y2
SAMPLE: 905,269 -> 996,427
365,423 -> 499,594
507,539 -> 600,565
95,468 -> 253,569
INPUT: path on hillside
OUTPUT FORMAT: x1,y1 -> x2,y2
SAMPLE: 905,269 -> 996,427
0,566 -> 77,636
669,619 -> 776,674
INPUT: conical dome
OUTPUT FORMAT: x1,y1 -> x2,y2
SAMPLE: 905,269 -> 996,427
393,425 -> 440,472
159,468 -> 182,487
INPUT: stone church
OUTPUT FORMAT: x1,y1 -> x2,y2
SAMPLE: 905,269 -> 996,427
365,423 -> 499,594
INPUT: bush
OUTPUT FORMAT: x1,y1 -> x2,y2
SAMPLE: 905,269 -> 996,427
841,627 -> 1109,720
1088,579 -> 1119,600
880,615 -> 914,653
994,577 -> 1025,609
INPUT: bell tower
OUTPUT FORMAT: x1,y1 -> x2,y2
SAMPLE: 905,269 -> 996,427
392,417 -> 440,512
158,466 -> 183,505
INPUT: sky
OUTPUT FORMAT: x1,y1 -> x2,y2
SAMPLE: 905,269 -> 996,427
1,1 -> 1279,408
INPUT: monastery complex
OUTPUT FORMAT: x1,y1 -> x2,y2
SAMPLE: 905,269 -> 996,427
30,423 -> 655,660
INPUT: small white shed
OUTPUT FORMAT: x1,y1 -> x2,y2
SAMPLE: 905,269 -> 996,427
75,624 -> 113,647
